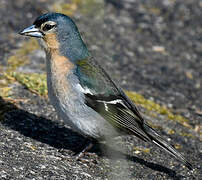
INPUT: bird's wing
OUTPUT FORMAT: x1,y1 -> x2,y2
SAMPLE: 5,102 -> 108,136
74,58 -> 151,141
74,58 -> 193,169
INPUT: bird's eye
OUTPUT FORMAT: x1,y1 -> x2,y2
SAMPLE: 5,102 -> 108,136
42,24 -> 56,31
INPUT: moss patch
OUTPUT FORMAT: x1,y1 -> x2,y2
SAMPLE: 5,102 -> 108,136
0,38 -> 39,99
0,87 -> 12,98
52,0 -> 104,16
7,39 -> 39,72
2,70 -> 195,140
3,59 -> 193,133
0,72 -> 13,99
0,73 -> 12,98
11,72 -> 47,96
179,132 -> 195,138
74,0 -> 104,16
125,91 -> 192,129
174,144 -> 182,150
133,147 -> 150,154
52,1 -> 78,16
168,129 -> 175,135
7,72 -> 192,130
2,36 -> 193,131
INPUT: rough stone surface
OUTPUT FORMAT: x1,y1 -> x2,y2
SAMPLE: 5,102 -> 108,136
0,0 -> 201,179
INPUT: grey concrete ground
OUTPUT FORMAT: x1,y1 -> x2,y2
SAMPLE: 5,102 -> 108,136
0,0 -> 201,179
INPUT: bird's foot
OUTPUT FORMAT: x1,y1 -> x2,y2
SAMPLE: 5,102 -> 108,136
73,139 -> 99,164
75,140 -> 94,160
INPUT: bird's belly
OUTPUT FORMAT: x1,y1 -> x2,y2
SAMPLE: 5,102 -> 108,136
47,74 -> 118,139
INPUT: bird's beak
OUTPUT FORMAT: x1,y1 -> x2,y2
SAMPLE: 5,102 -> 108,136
19,25 -> 44,38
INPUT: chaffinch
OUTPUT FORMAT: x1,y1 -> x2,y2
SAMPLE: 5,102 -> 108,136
19,12 -> 192,169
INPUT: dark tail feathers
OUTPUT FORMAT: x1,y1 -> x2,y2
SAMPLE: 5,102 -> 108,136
144,123 -> 193,170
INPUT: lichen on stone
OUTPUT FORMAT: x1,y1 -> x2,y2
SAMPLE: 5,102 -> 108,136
7,39 -> 39,72
11,72 -> 47,96
52,0 -> 104,16
133,146 -> 150,154
125,91 -> 191,129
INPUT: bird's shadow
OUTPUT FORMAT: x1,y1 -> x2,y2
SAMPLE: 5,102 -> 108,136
1,96 -> 184,179
91,144 -> 184,179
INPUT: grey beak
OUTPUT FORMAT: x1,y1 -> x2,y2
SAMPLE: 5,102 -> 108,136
19,25 -> 44,38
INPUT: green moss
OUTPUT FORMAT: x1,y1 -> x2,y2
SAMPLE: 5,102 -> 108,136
125,91 -> 191,128
0,38 -> 39,98
7,39 -> 39,72
0,38 -> 40,100
174,144 -> 182,149
133,146 -> 150,154
0,87 -> 12,98
147,122 -> 163,130
52,0 -> 104,16
3,55 -> 193,131
11,72 -> 47,96
168,129 -> 175,135
74,0 -> 104,15
0,37 -> 41,118
5,71 -> 192,129
52,2 -> 78,16
2,72 -> 196,139
0,70 -> 13,98
179,132 -> 195,138
147,7 -> 161,15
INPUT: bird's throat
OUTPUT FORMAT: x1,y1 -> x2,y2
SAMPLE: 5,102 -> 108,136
43,33 -> 59,50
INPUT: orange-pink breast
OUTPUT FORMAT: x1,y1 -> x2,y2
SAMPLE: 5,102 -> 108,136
44,33 -> 74,96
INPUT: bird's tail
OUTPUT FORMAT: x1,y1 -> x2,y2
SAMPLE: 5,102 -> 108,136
143,123 -> 193,170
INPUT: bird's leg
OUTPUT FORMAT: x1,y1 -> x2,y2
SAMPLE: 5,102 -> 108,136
75,142 -> 93,160
75,139 -> 96,161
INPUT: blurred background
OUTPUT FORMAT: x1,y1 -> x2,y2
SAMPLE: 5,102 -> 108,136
0,0 -> 201,179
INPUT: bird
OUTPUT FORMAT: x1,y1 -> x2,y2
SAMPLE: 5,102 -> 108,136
19,12 -> 192,169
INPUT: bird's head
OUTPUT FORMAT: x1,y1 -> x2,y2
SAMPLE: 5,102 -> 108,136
19,12 -> 89,61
